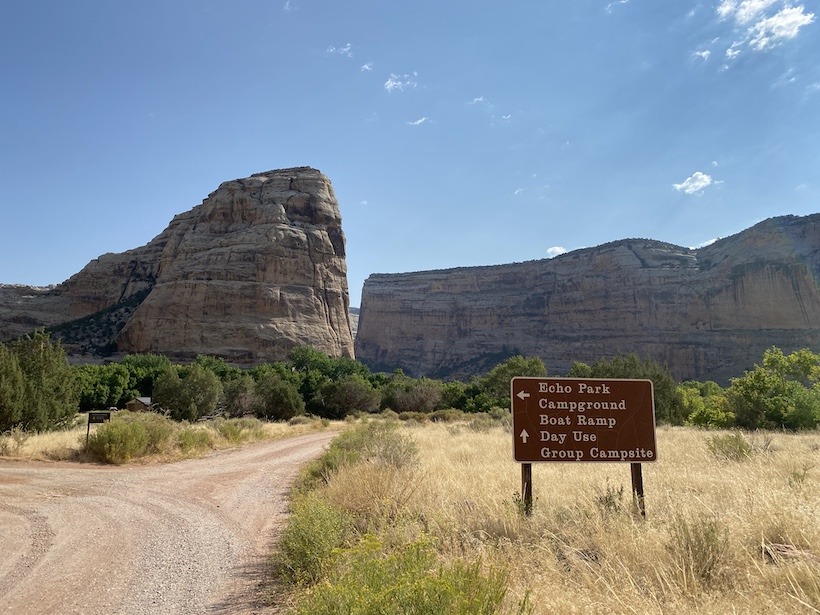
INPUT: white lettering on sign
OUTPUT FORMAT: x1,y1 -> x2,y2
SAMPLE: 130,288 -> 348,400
539,382 -> 572,394
540,415 -> 571,426
539,399 -> 627,412
540,431 -> 567,444
577,382 -> 611,395
540,448 -> 584,460
576,415 -> 616,428
589,447 -> 655,461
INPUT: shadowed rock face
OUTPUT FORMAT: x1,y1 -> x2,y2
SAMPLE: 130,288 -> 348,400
0,167 -> 354,362
355,214 -> 820,383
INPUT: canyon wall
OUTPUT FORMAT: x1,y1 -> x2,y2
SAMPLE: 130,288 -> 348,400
0,167 -> 354,362
355,214 -> 820,383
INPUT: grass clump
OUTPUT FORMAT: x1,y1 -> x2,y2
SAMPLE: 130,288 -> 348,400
86,412 -> 175,463
667,514 -> 731,591
705,431 -> 752,461
294,535 -> 512,615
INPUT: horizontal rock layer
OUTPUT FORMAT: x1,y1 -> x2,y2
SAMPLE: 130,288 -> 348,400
1,167 -> 354,362
355,214 -> 820,383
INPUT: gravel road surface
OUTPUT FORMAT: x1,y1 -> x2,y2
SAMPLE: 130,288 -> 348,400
0,431 -> 336,615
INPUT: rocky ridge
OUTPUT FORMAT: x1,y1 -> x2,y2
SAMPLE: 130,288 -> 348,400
0,167 -> 354,362
355,214 -> 820,383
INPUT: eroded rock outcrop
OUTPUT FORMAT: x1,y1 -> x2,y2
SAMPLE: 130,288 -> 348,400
355,214 -> 820,383
0,167 -> 354,362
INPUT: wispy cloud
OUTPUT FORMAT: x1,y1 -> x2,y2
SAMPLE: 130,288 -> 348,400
283,0 -> 296,12
673,171 -> 714,195
513,188 -> 524,196
326,43 -> 353,57
384,72 -> 418,93
693,49 -> 712,60
605,0 -> 629,14
690,237 -> 719,249
748,6 -> 815,50
406,117 -> 427,126
469,96 -> 486,105
718,1 -> 815,54
360,62 -> 374,72
546,246 -> 568,258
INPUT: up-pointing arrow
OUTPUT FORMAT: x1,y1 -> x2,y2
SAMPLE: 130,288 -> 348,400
516,390 -> 530,401
520,429 -> 529,443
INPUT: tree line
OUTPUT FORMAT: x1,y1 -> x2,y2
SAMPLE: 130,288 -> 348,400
1,330 -> 818,433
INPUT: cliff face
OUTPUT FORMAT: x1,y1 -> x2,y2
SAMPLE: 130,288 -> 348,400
0,167 -> 354,362
355,214 -> 820,383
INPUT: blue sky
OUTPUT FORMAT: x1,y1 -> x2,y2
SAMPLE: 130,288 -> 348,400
1,1 -> 817,307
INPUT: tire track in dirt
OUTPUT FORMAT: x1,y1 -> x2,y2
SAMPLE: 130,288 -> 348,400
0,431 -> 335,615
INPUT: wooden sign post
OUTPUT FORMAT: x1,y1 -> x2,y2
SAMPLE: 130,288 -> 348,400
86,411 -> 112,446
511,377 -> 657,518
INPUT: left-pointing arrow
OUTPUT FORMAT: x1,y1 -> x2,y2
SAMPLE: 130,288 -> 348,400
516,390 -> 530,401
520,429 -> 529,443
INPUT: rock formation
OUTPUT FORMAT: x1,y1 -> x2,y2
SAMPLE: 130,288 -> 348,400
355,214 -> 820,383
0,167 -> 354,362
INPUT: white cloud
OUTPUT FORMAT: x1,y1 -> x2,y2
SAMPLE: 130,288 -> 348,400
605,0 -> 629,14
469,96 -> 485,105
748,6 -> 815,50
501,114 -> 512,120
513,188 -> 524,196
326,43 -> 353,57
384,72 -> 418,93
360,62 -> 373,72
717,2 -> 815,53
693,49 -> 712,60
406,117 -> 427,126
673,171 -> 714,195
359,200 -> 369,206
283,0 -> 296,12
546,246 -> 567,258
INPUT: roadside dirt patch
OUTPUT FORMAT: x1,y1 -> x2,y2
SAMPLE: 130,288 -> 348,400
0,431 -> 336,615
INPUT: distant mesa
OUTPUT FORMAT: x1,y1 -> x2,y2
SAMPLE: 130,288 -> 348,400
0,167 -> 354,363
354,214 -> 820,384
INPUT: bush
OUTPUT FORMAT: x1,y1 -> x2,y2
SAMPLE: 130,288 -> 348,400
294,535 -> 510,615
275,491 -> 352,585
706,432 -> 752,461
86,412 -> 175,463
254,372 -> 305,421
177,427 -> 214,452
213,417 -> 266,443
429,408 -> 464,422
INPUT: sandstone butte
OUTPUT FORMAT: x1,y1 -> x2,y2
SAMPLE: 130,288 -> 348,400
355,213 -> 820,384
0,167 -> 354,363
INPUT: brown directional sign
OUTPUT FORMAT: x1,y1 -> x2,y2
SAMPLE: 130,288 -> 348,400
88,411 -> 111,424
511,377 -> 657,463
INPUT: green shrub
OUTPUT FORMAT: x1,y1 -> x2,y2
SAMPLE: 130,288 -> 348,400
86,411 -> 175,463
300,421 -> 418,488
429,408 -> 464,422
275,491 -> 352,585
87,419 -> 150,464
398,411 -> 429,423
212,417 -> 266,443
706,432 -> 752,461
295,535 -> 510,615
177,427 -> 214,452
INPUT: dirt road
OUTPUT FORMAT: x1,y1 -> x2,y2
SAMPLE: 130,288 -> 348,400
0,431 -> 336,615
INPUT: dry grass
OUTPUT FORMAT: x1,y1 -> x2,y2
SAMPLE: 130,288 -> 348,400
345,422 -> 820,614
0,413 -> 332,463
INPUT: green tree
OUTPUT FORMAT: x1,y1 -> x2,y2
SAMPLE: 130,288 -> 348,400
380,373 -> 443,413
568,353 -> 686,424
222,373 -> 258,417
153,364 -> 222,422
194,354 -> 242,382
680,381 -> 734,428
120,353 -> 172,398
0,344 -> 25,430
317,375 -> 381,419
76,363 -> 130,411
254,372 -> 305,421
9,331 -> 79,430
726,348 -> 820,430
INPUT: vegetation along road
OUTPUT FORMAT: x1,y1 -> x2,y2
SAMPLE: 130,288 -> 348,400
0,431 -> 336,615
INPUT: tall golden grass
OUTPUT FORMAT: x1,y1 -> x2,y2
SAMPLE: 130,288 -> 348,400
321,422 -> 820,614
